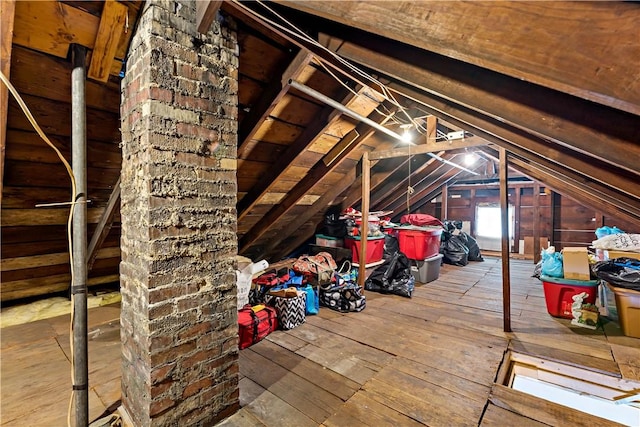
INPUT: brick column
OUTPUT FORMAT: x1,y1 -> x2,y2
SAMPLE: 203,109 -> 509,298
119,1 -> 239,425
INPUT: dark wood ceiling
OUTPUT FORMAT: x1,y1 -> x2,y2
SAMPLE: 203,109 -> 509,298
1,1 -> 639,301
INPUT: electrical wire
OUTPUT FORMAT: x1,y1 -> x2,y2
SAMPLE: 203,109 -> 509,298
0,70 -> 78,427
234,0 -> 420,128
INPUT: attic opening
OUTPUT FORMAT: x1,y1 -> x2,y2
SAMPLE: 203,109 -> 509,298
496,351 -> 640,426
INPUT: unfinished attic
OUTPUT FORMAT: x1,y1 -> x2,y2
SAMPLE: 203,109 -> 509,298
1,1 -> 640,426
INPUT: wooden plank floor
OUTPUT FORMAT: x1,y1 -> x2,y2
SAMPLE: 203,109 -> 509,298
2,257 -> 639,426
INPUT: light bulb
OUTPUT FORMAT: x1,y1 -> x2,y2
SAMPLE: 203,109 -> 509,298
401,129 -> 413,144
464,153 -> 476,166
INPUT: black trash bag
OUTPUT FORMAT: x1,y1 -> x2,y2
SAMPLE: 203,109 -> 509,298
365,251 -> 415,297
441,234 -> 469,266
323,213 -> 347,238
460,231 -> 484,262
592,257 -> 640,291
383,234 -> 400,260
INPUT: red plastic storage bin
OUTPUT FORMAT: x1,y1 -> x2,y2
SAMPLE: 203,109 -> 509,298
540,275 -> 599,319
396,226 -> 443,260
344,236 -> 385,265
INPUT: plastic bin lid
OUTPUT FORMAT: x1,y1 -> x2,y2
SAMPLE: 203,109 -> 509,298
539,275 -> 599,286
393,225 -> 443,232
345,235 -> 386,241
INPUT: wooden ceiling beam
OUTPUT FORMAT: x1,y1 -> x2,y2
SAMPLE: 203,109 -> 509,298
277,1 -> 640,115
196,0 -> 222,34
0,0 -> 15,203
369,135 -> 487,160
87,0 -> 128,82
13,1 -> 99,58
237,50 -> 313,157
321,36 -> 640,176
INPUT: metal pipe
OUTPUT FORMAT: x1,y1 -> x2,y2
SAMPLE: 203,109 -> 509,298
288,79 -> 478,175
71,43 -> 89,427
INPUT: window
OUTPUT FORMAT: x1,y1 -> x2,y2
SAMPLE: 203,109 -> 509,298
476,205 -> 513,238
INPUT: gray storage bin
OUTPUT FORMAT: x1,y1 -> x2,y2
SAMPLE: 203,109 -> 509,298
411,254 -> 443,283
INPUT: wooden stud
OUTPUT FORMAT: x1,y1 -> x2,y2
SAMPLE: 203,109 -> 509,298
87,0 -> 128,82
513,187 -> 521,253
196,0 -> 222,34
440,184 -> 448,220
499,147 -> 511,333
533,183 -> 541,263
87,177 -> 121,271
0,0 -> 15,204
425,115 -> 437,144
358,151 -> 370,288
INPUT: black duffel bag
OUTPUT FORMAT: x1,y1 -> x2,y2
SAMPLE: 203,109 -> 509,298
323,214 -> 347,238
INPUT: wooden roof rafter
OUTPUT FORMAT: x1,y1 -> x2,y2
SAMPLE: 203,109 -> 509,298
276,1 -> 640,115
314,33 -> 640,176
239,97 -> 391,255
237,84 -> 360,222
237,50 -> 314,157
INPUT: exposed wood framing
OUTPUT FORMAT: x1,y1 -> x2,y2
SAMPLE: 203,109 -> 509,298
480,147 -> 640,224
12,1 -> 99,58
0,0 -> 15,203
368,135 -> 486,160
87,0 -> 128,82
320,36 -> 640,175
533,183 -> 541,263
499,147 -> 511,333
237,86 -> 357,221
358,151 -> 370,287
425,115 -> 437,144
86,176 -> 121,271
388,84 -> 640,217
238,50 -> 313,157
441,184 -> 448,220
392,164 -> 473,217
278,1 -> 640,115
239,98 -> 388,254
196,0 -> 222,34
267,137 -> 401,260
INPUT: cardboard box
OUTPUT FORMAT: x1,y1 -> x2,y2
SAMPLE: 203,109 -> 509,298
562,247 -> 590,280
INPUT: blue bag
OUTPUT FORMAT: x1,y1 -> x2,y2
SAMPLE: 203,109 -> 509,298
302,284 -> 319,315
541,251 -> 563,278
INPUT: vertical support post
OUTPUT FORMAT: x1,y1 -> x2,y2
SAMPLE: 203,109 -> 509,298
71,43 -> 88,427
499,147 -> 511,333
513,187 -> 521,253
440,184 -> 448,220
550,190 -> 559,247
0,0 -> 16,203
533,183 -> 541,263
358,151 -> 370,287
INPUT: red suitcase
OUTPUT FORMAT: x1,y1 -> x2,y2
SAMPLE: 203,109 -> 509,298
238,305 -> 278,349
